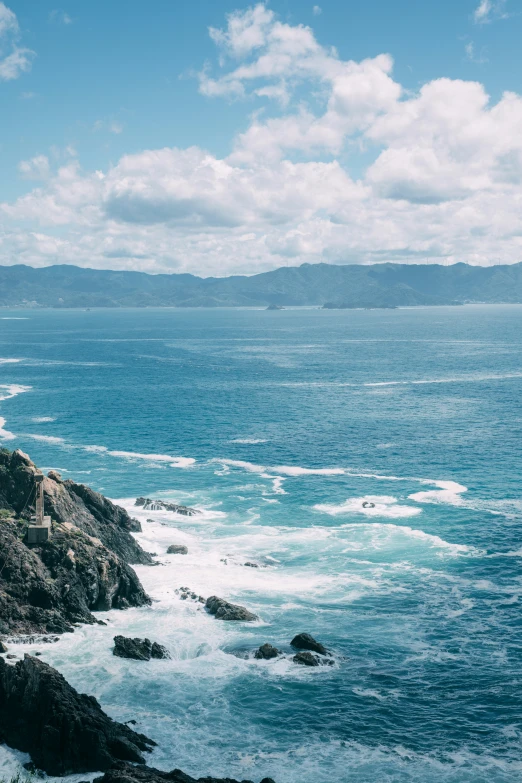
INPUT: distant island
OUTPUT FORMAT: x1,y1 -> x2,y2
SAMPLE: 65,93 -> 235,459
0,261 -> 521,309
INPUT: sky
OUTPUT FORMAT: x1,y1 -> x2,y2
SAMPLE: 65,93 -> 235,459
1,0 -> 522,277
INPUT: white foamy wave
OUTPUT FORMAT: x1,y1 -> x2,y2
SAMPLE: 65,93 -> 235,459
315,496 -> 421,518
365,372 -> 522,387
0,383 -> 31,402
0,358 -> 21,364
409,480 -> 468,506
214,458 -> 344,477
340,522 -> 473,556
32,416 -> 56,423
108,450 -> 195,468
229,438 -> 268,444
0,417 -> 15,440
26,434 -> 66,445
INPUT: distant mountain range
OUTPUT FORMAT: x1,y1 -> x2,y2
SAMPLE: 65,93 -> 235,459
1,262 -> 522,308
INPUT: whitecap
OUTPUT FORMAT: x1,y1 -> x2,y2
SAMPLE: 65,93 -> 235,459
0,417 -> 15,440
0,358 -> 22,364
315,496 -> 421,519
229,438 -> 268,444
409,480 -> 468,506
32,416 -> 56,423
25,434 -> 66,445
0,383 -> 31,402
108,450 -> 195,468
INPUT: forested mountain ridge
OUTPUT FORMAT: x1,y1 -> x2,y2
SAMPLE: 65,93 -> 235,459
1,261 -> 521,308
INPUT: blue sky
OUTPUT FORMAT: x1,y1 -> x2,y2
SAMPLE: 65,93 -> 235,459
1,0 -> 521,275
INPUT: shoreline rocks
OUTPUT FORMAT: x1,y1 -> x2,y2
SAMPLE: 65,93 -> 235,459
113,635 -> 170,661
135,498 -> 199,517
167,544 -> 188,555
254,644 -> 281,660
205,596 -> 258,622
0,654 -> 155,776
290,633 -> 329,656
93,761 -> 276,783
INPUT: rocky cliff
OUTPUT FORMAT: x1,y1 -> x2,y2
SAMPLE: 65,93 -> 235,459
0,449 -> 150,634
0,654 -> 155,775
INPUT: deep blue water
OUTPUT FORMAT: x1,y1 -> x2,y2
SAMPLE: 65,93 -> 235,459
0,305 -> 521,783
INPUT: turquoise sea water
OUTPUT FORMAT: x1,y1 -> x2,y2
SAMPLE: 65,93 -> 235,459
0,305 -> 521,783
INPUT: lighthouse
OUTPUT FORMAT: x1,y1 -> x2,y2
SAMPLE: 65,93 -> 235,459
27,474 -> 51,544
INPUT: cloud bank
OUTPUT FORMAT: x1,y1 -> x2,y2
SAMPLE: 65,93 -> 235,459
2,3 -> 522,275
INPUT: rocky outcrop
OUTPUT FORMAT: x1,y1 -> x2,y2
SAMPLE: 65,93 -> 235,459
93,761 -> 276,783
254,644 -> 281,660
205,596 -> 258,622
0,655 -> 155,776
113,636 -> 170,661
0,449 -> 151,565
293,652 -> 321,667
0,512 -> 150,635
135,498 -> 199,517
290,633 -> 329,656
167,545 -> 188,555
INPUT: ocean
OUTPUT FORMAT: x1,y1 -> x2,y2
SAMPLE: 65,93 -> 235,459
0,305 -> 521,783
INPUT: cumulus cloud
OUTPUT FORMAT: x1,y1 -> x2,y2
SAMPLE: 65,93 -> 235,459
0,2 -> 35,80
2,3 -> 522,275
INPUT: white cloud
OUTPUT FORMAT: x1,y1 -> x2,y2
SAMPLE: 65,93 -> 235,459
2,3 -> 522,275
49,10 -> 73,25
18,155 -> 51,181
0,2 -> 35,80
473,0 -> 507,23
313,6 -> 322,15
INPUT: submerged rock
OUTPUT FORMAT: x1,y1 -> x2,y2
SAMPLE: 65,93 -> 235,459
0,654 -> 155,775
293,651 -> 321,667
254,643 -> 281,660
93,761 -> 276,783
113,636 -> 170,661
135,498 -> 199,516
205,596 -> 258,622
167,545 -> 188,555
290,633 -> 329,656
243,561 -> 259,568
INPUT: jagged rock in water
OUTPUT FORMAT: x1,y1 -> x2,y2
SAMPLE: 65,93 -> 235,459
93,761 -> 276,783
243,562 -> 259,568
0,449 -> 150,635
135,497 -> 199,516
0,640 -> 7,653
290,633 -> 329,656
0,449 -> 152,565
205,596 -> 258,622
293,651 -> 321,667
0,655 -> 155,775
254,643 -> 281,660
0,513 -> 150,635
113,635 -> 170,661
167,544 -> 188,555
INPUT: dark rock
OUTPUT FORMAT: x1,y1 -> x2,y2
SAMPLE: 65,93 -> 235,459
293,652 -> 320,667
128,517 -> 142,532
93,761 -> 275,783
167,545 -> 188,555
205,596 -> 258,622
135,498 -> 199,516
6,654 -> 16,659
290,633 -> 329,656
243,562 -> 259,568
113,636 -> 170,661
0,641 -> 7,653
0,513 -> 150,636
0,449 -> 151,635
0,449 -> 152,565
151,642 -> 170,660
254,643 -> 281,660
0,654 -> 155,775
266,304 -> 284,311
